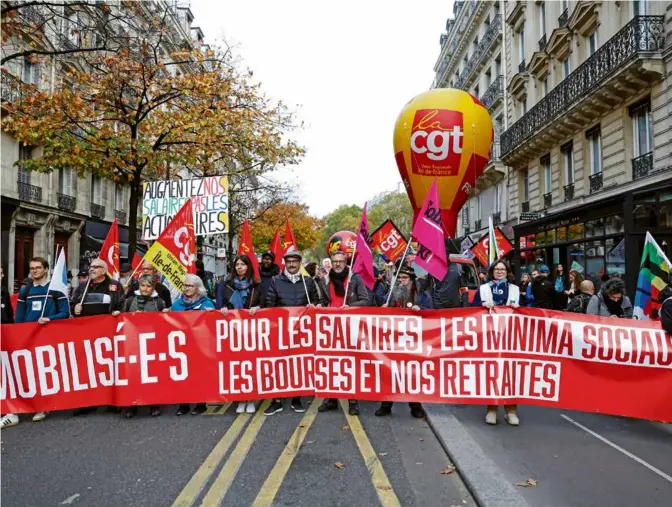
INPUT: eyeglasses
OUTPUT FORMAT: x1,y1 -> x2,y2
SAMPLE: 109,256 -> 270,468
91,265 -> 105,269
183,284 -> 196,288
494,268 -> 507,272
332,260 -> 346,265
398,275 -> 411,280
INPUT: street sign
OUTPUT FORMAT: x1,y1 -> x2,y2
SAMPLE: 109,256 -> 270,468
519,213 -> 542,222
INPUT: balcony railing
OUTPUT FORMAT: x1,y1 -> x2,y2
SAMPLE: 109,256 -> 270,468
632,152 -> 653,180
1,72 -> 23,104
115,209 -> 127,223
481,75 -> 504,111
18,181 -> 42,202
474,219 -> 482,230
57,193 -> 76,212
90,202 -> 105,219
518,59 -> 527,73
558,8 -> 569,28
544,192 -> 552,208
522,201 -> 530,212
492,211 -> 501,225
564,183 -> 574,202
454,14 -> 501,90
502,16 -> 665,157
589,172 -> 603,193
539,34 -> 547,52
436,1 -> 480,86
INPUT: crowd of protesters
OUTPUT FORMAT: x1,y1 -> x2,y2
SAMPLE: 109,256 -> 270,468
0,241 -> 646,429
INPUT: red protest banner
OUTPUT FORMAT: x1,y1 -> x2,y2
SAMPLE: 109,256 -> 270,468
2,307 -> 671,422
471,226 -> 513,267
371,220 -> 408,263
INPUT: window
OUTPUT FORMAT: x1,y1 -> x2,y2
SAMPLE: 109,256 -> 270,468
561,0 -> 569,11
522,169 -> 529,201
633,0 -> 648,16
59,167 -> 75,196
541,77 -> 548,97
540,2 -> 546,35
518,25 -> 525,63
22,58 -> 39,86
562,57 -> 571,79
587,127 -> 602,175
476,195 -> 482,221
18,144 -> 32,183
495,58 -> 501,76
91,175 -> 103,203
520,99 -> 527,118
562,142 -> 574,185
64,8 -> 79,45
494,183 -> 502,211
474,85 -> 479,97
115,184 -> 125,210
631,100 -> 653,157
588,31 -> 598,56
541,156 -> 551,193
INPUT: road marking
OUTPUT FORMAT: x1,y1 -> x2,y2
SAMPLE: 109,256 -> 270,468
204,403 -> 230,416
339,400 -> 402,507
251,398 -> 322,507
170,405 -> 245,507
561,414 -> 672,484
200,399 -> 272,506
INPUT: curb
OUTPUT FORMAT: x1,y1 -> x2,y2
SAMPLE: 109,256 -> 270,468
652,421 -> 672,436
425,405 -> 532,507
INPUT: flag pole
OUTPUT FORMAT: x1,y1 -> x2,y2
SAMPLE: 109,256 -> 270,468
344,242 -> 358,303
385,241 -> 412,306
123,259 -> 144,289
39,245 -> 59,320
301,268 -> 312,305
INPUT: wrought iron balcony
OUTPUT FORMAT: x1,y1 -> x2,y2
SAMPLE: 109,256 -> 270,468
492,211 -> 501,225
544,192 -> 552,208
90,202 -> 105,219
632,152 -> 653,180
558,8 -> 569,28
589,172 -> 603,193
474,219 -> 482,230
481,75 -> 504,111
538,34 -> 547,52
18,181 -> 42,202
115,209 -> 127,223
518,59 -> 526,73
522,201 -> 530,212
564,183 -> 574,202
501,16 -> 665,158
57,193 -> 76,212
1,72 -> 23,104
21,5 -> 46,25
454,14 -> 501,90
464,227 -> 471,235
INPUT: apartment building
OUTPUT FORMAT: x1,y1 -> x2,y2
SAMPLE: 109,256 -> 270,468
0,0 -> 222,290
501,0 -> 672,293
432,0 -> 513,256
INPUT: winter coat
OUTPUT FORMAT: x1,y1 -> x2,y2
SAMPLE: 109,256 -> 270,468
171,294 -> 215,312
1,286 -> 13,324
531,276 -> 555,309
265,272 -> 319,308
154,282 -> 173,309
216,279 -> 262,310
660,297 -> 672,333
431,262 -> 467,309
471,282 -> 520,307
123,291 -> 165,313
372,281 -> 389,307
567,292 -> 593,314
70,275 -> 125,316
259,264 -> 280,302
586,293 -> 633,318
318,273 -> 371,307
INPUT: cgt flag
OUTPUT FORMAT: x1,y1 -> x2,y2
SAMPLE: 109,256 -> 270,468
634,232 -> 672,320
353,204 -> 375,290
100,218 -> 120,280
411,178 -> 448,280
238,219 -> 259,277
131,253 -> 144,280
143,199 -> 196,292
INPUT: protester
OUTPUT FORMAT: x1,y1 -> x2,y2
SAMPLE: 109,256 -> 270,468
564,269 -> 583,300
658,285 -> 672,332
264,251 -> 320,416
553,264 -> 568,309
431,240 -> 468,309
519,272 -> 533,307
586,278 -> 633,318
472,260 -> 521,426
372,267 -> 389,306
196,259 -> 215,299
376,264 -> 428,419
531,265 -> 555,309
305,262 -> 325,303
171,274 -> 215,416
70,258 -> 125,416
259,251 -> 280,302
1,266 -> 14,325
141,261 -> 173,308
119,262 -> 138,297
478,270 -> 487,285
567,280 -> 595,314
317,251 -> 370,416
76,269 -> 88,291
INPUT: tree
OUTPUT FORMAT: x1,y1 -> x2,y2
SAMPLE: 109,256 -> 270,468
2,6 -> 304,258
315,204 -> 362,258
249,202 -> 323,253
368,192 -> 414,234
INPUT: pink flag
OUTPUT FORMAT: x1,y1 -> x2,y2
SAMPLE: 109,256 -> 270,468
353,204 -> 375,290
411,178 -> 448,280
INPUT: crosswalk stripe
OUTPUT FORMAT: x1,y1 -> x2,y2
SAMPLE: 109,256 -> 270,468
250,398 -> 322,507
199,399 -> 272,506
339,400 -> 401,507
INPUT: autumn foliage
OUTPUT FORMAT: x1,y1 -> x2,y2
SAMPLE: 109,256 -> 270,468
250,202 -> 323,253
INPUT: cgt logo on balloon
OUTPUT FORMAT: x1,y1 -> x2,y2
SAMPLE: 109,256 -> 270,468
410,109 -> 464,176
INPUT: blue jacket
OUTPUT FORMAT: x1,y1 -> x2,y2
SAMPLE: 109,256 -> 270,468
171,295 -> 215,312
15,281 -> 69,323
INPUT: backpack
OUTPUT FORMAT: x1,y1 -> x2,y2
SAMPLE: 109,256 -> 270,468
20,280 -> 60,310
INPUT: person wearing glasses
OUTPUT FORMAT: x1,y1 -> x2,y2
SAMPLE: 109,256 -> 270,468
471,259 -> 521,426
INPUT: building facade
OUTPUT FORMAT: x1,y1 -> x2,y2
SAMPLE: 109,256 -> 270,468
1,0 -> 218,291
500,0 -> 672,294
433,0 -> 513,253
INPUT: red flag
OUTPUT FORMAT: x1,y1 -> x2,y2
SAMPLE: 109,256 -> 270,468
100,218 -> 120,280
411,178 -> 448,280
143,199 -> 196,291
238,219 -> 259,277
353,204 -> 375,290
270,229 -> 284,268
283,219 -> 298,255
132,253 -> 144,280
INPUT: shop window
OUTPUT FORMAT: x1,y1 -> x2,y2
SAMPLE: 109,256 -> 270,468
604,215 -> 625,235
569,243 -> 585,276
606,237 -> 626,277
585,240 -> 606,286
585,219 -> 605,238
535,231 -> 546,246
547,228 -> 556,244
556,226 -> 567,242
659,205 -> 672,228
633,204 -> 657,228
568,223 -> 584,241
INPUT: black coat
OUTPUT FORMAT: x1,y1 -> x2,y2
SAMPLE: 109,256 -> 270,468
259,264 -> 280,302
660,297 -> 672,334
318,273 -> 371,307
1,286 -> 14,324
531,276 -> 555,309
431,262 -> 467,309
265,272 -> 319,308
154,282 -> 173,309
216,280 -> 263,310
70,275 -> 125,316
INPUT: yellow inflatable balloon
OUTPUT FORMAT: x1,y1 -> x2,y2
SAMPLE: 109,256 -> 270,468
393,88 -> 493,238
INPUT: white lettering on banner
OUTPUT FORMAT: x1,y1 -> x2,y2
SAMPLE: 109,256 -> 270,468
256,355 -> 314,394
442,317 -> 479,351
139,333 -> 158,384
35,345 -> 59,396
410,126 -> 463,160
168,331 -> 188,381
481,314 -> 672,368
216,318 -> 271,352
278,316 -> 314,350
391,360 -> 435,395
219,360 -> 254,394
315,314 -> 422,353
359,359 -> 383,393
313,356 -> 356,394
439,358 -> 561,400
380,229 -> 402,252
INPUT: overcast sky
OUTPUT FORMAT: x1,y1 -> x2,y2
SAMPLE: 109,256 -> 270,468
191,0 -> 452,217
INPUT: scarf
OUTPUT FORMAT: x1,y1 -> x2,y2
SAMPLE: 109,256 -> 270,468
229,278 -> 252,309
329,266 -> 349,297
489,280 -> 508,306
180,292 -> 201,306
602,293 -> 624,317
284,268 -> 302,284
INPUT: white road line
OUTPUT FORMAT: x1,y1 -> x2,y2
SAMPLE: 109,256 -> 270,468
560,414 -> 672,484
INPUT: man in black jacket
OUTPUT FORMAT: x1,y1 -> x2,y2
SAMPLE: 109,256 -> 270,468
259,251 -> 280,302
431,240 -> 468,309
264,251 -> 319,416
1,266 -> 13,324
531,265 -> 555,309
316,251 -> 369,415
567,280 -> 595,313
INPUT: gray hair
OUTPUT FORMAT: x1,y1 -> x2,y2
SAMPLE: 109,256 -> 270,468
330,251 -> 347,261
90,258 -> 108,270
602,277 -> 626,296
184,274 -> 207,297
138,275 -> 157,287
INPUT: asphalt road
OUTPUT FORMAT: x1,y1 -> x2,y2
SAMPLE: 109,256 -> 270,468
1,400 -> 474,507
